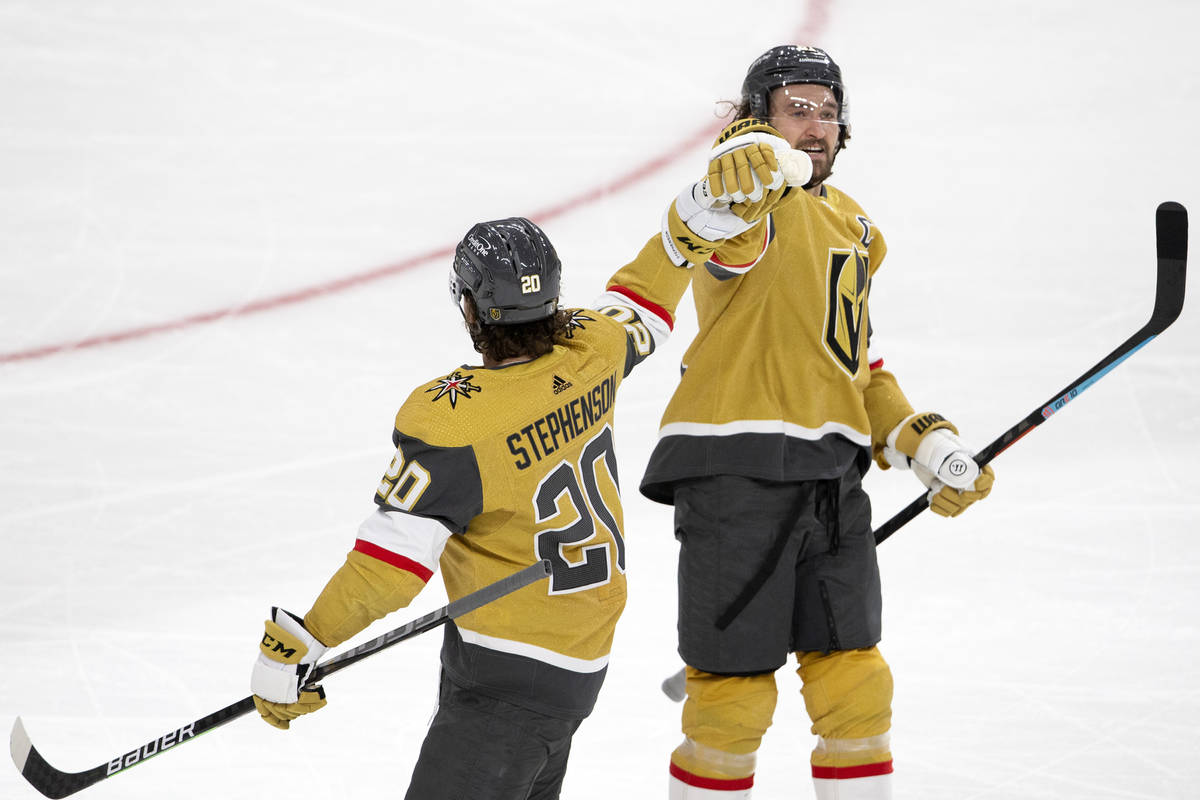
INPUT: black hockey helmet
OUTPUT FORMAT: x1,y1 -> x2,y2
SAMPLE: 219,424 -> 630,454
741,45 -> 851,145
449,217 -> 561,326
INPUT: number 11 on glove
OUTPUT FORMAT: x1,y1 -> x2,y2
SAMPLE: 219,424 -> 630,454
882,412 -> 995,517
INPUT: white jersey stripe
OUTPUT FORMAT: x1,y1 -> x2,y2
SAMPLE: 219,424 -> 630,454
658,419 -> 871,448
456,626 -> 611,674
356,508 -> 451,575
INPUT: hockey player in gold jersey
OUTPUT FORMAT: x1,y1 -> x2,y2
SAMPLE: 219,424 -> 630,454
605,46 -> 996,799
249,217 -> 675,799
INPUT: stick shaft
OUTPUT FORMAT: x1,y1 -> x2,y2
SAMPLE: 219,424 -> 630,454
11,559 -> 552,798
874,201 -> 1187,544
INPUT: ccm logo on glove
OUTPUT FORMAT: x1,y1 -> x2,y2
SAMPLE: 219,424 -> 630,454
261,633 -> 299,660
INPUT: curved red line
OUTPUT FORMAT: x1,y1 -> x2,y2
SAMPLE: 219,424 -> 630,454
0,2 -> 831,364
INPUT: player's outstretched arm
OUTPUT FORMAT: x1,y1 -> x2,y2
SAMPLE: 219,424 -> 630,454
662,118 -> 808,268
248,505 -> 444,729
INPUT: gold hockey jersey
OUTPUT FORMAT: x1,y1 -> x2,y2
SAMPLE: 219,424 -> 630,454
303,300 -> 672,718
605,184 -> 917,504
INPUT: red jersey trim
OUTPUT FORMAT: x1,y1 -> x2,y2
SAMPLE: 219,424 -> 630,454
869,358 -> 884,371
811,760 -> 894,780
669,763 -> 754,791
353,539 -> 433,582
605,284 -> 674,331
709,219 -> 770,271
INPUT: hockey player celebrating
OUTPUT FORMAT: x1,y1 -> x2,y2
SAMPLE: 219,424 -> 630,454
249,217 -> 675,800
605,46 -> 996,798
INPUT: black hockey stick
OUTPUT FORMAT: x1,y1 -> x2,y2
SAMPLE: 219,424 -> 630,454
873,200 -> 1187,543
661,201 -> 1188,702
10,559 -> 552,799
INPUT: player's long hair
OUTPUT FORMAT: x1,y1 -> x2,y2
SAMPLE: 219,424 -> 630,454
724,99 -> 751,119
463,295 -> 574,362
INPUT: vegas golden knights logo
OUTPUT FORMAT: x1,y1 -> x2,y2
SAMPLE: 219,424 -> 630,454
824,246 -> 869,376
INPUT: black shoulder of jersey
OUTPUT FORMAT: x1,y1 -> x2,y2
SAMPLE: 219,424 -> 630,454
375,430 -> 483,534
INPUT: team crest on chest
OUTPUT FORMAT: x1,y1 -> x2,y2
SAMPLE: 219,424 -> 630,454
823,246 -> 869,377
426,370 -> 481,408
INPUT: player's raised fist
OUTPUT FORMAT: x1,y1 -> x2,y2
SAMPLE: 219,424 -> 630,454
706,119 -> 804,223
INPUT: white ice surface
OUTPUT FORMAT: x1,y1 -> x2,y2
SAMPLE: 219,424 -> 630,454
2,1 -> 1198,798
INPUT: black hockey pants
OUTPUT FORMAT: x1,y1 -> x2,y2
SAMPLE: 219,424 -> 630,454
405,671 -> 584,800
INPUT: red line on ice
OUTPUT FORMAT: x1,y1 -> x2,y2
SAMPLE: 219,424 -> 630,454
0,2 -> 831,364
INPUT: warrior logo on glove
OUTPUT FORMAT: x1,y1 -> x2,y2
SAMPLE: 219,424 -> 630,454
713,117 -> 777,147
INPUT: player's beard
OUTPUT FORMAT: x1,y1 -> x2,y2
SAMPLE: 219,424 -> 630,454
802,140 -> 838,189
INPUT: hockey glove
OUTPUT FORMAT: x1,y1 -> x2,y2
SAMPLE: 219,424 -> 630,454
883,412 -> 995,517
707,118 -> 806,223
661,179 -> 757,267
250,607 -> 329,730
925,465 -> 995,518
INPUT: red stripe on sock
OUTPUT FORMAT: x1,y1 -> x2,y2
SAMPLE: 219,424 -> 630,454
811,760 -> 894,780
353,539 -> 433,582
669,763 -> 754,791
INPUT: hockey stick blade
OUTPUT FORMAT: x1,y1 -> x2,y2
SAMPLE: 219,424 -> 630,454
662,202 -> 1188,701
10,559 -> 552,798
873,201 -> 1187,544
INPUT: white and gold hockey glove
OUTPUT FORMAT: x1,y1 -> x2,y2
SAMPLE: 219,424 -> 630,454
251,607 -> 329,730
883,412 -> 995,517
662,119 -> 812,267
707,118 -> 809,223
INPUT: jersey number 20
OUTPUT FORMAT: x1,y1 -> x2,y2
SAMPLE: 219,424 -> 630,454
533,426 -> 626,594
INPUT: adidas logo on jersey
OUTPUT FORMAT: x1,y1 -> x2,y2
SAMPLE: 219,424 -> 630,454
552,375 -> 573,394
